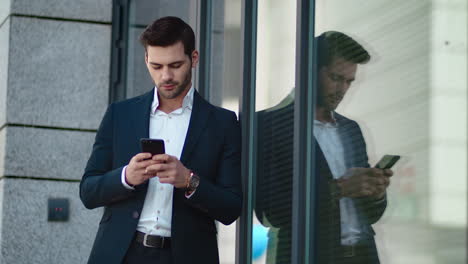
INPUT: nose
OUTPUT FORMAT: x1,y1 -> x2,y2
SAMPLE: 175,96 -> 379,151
336,80 -> 350,92
161,67 -> 174,82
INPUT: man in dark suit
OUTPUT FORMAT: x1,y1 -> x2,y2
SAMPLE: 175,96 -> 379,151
80,16 -> 242,264
255,31 -> 393,264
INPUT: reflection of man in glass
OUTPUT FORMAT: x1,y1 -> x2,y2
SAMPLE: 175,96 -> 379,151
255,31 -> 393,264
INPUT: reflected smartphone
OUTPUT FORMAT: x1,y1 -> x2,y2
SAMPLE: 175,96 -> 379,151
374,154 -> 400,169
140,138 -> 165,155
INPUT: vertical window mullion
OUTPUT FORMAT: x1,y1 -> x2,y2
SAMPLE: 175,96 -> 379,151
236,0 -> 258,263
197,0 -> 213,100
292,0 -> 316,263
109,0 -> 130,103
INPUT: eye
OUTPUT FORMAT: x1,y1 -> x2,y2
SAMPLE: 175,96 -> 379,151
170,63 -> 183,69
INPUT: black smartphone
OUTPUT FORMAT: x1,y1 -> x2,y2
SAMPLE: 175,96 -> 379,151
140,138 -> 166,155
374,154 -> 400,169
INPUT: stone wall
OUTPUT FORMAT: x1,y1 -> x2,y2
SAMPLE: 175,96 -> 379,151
0,1 -> 111,263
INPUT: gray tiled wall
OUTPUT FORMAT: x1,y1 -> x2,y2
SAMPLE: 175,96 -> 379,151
10,0 -> 112,22
0,1 -> 112,263
1,178 -> 101,264
7,16 -> 110,129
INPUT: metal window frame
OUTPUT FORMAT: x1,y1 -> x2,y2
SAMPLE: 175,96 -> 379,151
236,0 -> 258,263
109,0 -> 130,104
197,0 -> 213,100
236,0 -> 318,263
292,0 -> 317,263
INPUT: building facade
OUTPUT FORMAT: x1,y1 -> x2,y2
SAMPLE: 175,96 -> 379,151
0,0 -> 467,263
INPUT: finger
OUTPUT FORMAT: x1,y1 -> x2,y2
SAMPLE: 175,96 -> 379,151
373,186 -> 386,198
383,169 -> 394,177
158,177 -> 174,184
146,163 -> 170,174
381,176 -> 390,187
371,176 -> 388,186
365,185 -> 379,197
132,153 -> 153,162
129,161 -> 157,173
134,159 -> 158,168
368,168 -> 384,177
152,154 -> 175,163
156,171 -> 171,179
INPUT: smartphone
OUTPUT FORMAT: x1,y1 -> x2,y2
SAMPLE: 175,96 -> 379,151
374,154 -> 400,169
140,138 -> 165,155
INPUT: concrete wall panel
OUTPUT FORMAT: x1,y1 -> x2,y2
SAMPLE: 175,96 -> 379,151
1,178 -> 101,264
7,16 -> 110,130
11,0 -> 112,22
4,127 -> 96,180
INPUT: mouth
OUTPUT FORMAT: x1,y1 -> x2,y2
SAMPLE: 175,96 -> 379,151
327,95 -> 343,107
161,83 -> 177,90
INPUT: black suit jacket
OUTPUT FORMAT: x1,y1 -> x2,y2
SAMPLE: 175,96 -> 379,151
255,103 -> 386,263
80,89 -> 242,264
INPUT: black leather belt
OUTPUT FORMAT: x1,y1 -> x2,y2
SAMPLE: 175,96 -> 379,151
135,231 -> 171,249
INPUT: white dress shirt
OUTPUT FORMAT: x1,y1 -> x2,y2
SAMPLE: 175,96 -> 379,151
314,113 -> 362,245
121,86 -> 193,237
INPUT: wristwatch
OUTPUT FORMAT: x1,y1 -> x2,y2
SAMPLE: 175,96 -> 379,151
187,171 -> 200,192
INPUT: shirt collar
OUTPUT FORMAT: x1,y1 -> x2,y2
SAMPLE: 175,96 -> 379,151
151,85 -> 194,115
314,111 -> 338,128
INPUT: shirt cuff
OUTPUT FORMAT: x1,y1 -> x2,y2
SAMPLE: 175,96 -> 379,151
121,165 -> 135,190
185,189 -> 196,199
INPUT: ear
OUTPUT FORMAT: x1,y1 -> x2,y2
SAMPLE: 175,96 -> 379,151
191,50 -> 199,68
144,51 -> 148,64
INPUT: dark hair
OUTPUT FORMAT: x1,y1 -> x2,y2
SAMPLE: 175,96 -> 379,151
317,31 -> 370,68
139,16 -> 195,56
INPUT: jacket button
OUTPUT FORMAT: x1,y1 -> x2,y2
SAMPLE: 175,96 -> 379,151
132,211 -> 139,219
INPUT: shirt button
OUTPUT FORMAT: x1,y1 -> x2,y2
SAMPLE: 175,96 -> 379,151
156,227 -> 160,230
157,210 -> 160,214
160,187 -> 163,190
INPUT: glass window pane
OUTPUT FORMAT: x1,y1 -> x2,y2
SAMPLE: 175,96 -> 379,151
215,1 -> 242,263
315,0 -> 467,263
254,0 -> 297,263
125,0 -> 195,99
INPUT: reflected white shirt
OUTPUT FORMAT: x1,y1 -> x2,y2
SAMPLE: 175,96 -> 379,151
314,113 -> 362,245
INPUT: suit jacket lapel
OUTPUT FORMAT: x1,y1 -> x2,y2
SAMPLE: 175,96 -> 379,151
180,91 -> 212,165
129,88 -> 153,191
131,88 -> 154,143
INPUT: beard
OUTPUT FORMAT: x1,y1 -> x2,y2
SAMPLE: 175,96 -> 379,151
157,69 -> 192,100
317,92 -> 344,111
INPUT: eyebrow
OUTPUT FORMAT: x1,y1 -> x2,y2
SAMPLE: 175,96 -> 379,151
330,72 -> 355,82
149,60 -> 185,66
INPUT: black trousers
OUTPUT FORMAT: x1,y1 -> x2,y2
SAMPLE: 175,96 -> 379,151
123,237 -> 173,264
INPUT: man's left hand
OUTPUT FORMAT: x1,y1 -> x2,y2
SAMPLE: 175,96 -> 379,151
145,154 -> 190,189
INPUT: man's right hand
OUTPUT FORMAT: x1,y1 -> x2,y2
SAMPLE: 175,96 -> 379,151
337,167 -> 392,200
125,153 -> 159,186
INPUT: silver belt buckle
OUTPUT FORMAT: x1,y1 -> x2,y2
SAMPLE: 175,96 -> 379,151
343,245 -> 355,257
142,233 -> 156,248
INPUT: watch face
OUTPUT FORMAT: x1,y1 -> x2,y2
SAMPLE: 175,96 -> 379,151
190,174 -> 200,190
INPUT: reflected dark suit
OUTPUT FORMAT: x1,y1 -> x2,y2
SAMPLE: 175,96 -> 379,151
255,102 -> 386,263
80,89 -> 242,264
